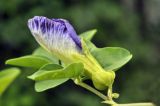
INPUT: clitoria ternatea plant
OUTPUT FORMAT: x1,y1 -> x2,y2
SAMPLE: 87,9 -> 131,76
6,16 -> 155,106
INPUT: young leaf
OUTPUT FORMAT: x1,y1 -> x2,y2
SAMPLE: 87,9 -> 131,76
35,78 -> 68,92
28,63 -> 84,81
33,47 -> 59,64
27,63 -> 69,92
91,47 -> 132,71
6,55 -> 51,69
79,29 -> 97,41
0,68 -> 20,96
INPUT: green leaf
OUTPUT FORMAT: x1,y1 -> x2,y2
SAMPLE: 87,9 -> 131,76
30,64 -> 69,92
0,68 -> 20,96
28,63 -> 84,81
6,55 -> 51,69
35,78 -> 68,92
91,47 -> 132,71
33,47 -> 59,64
82,39 -> 132,71
79,29 -> 97,41
29,63 -> 83,92
39,63 -> 63,70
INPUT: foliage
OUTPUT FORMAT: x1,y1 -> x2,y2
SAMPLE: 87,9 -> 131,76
5,30 -> 131,92
0,0 -> 159,106
5,29 -> 154,106
0,68 -> 20,96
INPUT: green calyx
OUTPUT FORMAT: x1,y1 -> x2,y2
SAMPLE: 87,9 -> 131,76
92,70 -> 115,90
73,39 -> 116,90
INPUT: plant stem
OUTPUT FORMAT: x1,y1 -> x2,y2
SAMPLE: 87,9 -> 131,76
115,103 -> 155,106
0,96 -> 2,106
108,86 -> 113,100
74,79 -> 107,100
74,79 -> 154,106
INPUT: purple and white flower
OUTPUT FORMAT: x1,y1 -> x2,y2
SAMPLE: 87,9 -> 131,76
28,16 -> 82,62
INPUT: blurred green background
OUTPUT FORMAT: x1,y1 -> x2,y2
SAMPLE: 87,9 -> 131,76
0,0 -> 160,106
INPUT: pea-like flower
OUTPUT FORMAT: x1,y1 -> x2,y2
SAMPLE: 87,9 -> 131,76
28,16 -> 115,90
28,16 -> 82,63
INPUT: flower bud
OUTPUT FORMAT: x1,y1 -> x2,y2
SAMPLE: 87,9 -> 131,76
28,16 -> 82,64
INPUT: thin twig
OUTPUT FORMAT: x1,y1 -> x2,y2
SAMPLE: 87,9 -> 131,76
115,103 -> 155,106
74,79 -> 107,100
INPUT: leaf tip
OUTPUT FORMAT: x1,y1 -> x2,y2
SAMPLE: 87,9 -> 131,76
27,75 -> 35,80
5,59 -> 11,65
35,86 -> 42,92
93,29 -> 97,33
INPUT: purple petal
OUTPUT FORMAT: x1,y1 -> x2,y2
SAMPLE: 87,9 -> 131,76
28,16 -> 82,60
51,18 -> 82,49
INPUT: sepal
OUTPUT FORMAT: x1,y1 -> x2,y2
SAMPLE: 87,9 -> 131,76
92,71 -> 115,90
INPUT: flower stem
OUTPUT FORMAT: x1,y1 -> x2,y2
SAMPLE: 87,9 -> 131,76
74,79 -> 107,100
108,86 -> 113,100
115,103 -> 155,106
0,96 -> 2,106
73,79 -> 155,106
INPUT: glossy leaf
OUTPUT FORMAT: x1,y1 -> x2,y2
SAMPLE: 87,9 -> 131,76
29,63 -> 83,92
91,47 -> 132,71
28,63 -> 84,81
30,64 -> 69,92
6,55 -> 51,69
35,78 -> 68,92
0,68 -> 20,96
79,29 -> 97,41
